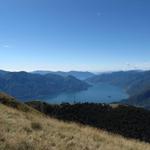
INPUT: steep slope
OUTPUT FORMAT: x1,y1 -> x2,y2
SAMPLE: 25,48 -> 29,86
0,94 -> 150,150
121,90 -> 150,109
0,71 -> 89,100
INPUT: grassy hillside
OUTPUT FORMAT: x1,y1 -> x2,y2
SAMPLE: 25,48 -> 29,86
0,94 -> 150,150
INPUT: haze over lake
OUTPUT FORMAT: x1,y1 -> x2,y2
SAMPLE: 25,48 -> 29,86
43,83 -> 129,104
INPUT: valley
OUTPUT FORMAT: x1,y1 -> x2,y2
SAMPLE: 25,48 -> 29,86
0,70 -> 150,109
43,82 -> 128,104
1,1 -> 150,149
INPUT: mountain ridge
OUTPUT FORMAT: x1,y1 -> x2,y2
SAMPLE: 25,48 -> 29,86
0,71 -> 89,100
32,70 -> 95,80
87,70 -> 150,96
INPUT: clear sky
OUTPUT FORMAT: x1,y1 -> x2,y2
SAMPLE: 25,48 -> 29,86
0,0 -> 150,72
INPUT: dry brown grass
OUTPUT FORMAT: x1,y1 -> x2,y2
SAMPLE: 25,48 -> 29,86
0,103 -> 150,150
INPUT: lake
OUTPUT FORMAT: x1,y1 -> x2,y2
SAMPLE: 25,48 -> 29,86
43,83 -> 129,104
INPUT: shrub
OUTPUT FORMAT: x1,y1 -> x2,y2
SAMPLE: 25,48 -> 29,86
31,122 -> 42,130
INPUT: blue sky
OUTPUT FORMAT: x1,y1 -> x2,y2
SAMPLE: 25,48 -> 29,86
0,0 -> 150,72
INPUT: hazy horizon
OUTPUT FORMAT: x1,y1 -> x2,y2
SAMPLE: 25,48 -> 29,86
0,68 -> 149,74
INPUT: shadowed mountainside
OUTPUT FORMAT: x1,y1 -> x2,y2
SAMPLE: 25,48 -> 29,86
87,70 -> 150,96
121,90 -> 150,109
0,71 -> 89,100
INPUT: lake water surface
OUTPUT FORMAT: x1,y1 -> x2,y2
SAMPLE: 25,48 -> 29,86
43,83 -> 129,104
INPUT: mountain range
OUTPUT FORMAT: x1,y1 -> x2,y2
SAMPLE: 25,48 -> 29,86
87,70 -> 150,95
87,70 -> 150,109
1,69 -> 150,109
32,70 -> 95,80
0,71 -> 89,100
